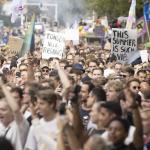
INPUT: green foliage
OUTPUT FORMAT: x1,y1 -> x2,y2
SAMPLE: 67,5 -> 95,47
86,0 -> 143,19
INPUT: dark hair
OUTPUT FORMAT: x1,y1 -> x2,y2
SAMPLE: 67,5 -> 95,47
126,78 -> 140,87
108,54 -> 117,63
122,66 -> 135,76
137,70 -> 147,76
0,55 -> 6,66
70,69 -> 83,75
37,90 -> 57,110
88,59 -> 99,66
11,87 -> 23,99
101,102 -> 122,117
119,89 -> 141,107
82,81 -> 95,93
0,137 -> 14,150
10,56 -> 17,69
91,86 -> 106,101
59,59 -> 68,65
92,67 -> 104,75
110,117 -> 130,133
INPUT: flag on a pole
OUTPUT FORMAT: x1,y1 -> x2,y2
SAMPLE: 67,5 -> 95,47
126,0 -> 136,29
20,15 -> 35,57
11,0 -> 24,23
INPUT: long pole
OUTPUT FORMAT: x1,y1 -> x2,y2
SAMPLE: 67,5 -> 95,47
144,15 -> 150,42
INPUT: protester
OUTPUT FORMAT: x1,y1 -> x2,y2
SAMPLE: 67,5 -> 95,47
0,3 -> 149,149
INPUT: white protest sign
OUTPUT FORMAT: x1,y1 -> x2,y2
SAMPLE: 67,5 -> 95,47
140,50 -> 148,62
111,28 -> 139,64
42,31 -> 65,59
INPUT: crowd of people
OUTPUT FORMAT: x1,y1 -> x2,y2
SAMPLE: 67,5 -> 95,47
0,18 -> 150,150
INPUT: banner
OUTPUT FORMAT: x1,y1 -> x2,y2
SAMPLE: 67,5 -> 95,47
126,0 -> 136,29
136,17 -> 147,38
20,15 -> 35,57
11,0 -> 24,23
42,31 -> 65,59
111,28 -> 139,64
8,36 -> 23,55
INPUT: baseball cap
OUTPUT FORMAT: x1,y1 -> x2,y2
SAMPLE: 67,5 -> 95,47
72,63 -> 85,73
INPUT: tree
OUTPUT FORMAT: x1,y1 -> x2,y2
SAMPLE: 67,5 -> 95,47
87,0 -> 143,19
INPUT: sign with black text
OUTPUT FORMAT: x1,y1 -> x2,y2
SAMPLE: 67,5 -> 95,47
42,31 -> 65,59
111,28 -> 139,64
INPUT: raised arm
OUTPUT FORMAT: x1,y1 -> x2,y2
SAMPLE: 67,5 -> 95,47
56,114 -> 81,150
124,89 -> 143,149
1,83 -> 23,123
54,59 -> 70,90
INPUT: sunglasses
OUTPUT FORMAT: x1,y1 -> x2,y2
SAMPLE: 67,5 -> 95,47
120,74 -> 127,78
132,86 -> 140,90
42,69 -> 49,73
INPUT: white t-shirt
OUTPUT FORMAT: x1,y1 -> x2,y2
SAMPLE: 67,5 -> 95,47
25,118 -> 58,150
0,117 -> 29,150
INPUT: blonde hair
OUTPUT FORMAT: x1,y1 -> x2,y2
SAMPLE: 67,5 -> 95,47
105,80 -> 123,92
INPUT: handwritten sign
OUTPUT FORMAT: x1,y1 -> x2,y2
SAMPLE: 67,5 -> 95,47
42,31 -> 65,59
111,28 -> 139,64
8,36 -> 23,55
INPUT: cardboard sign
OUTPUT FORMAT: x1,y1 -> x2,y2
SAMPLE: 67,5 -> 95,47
136,17 -> 147,38
42,31 -> 65,59
8,36 -> 23,55
111,28 -> 139,64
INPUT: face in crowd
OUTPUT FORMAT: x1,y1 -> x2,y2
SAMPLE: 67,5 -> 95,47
80,83 -> 90,103
92,68 -> 103,80
114,63 -> 122,75
88,61 -> 98,72
0,99 -> 14,127
89,103 -> 100,125
127,79 -> 140,94
108,118 -> 129,144
137,70 -> 147,82
41,67 -> 49,79
67,54 -> 74,65
105,81 -> 123,102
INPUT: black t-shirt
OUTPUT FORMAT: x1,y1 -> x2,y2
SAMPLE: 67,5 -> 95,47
111,142 -> 136,150
79,107 -> 90,129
